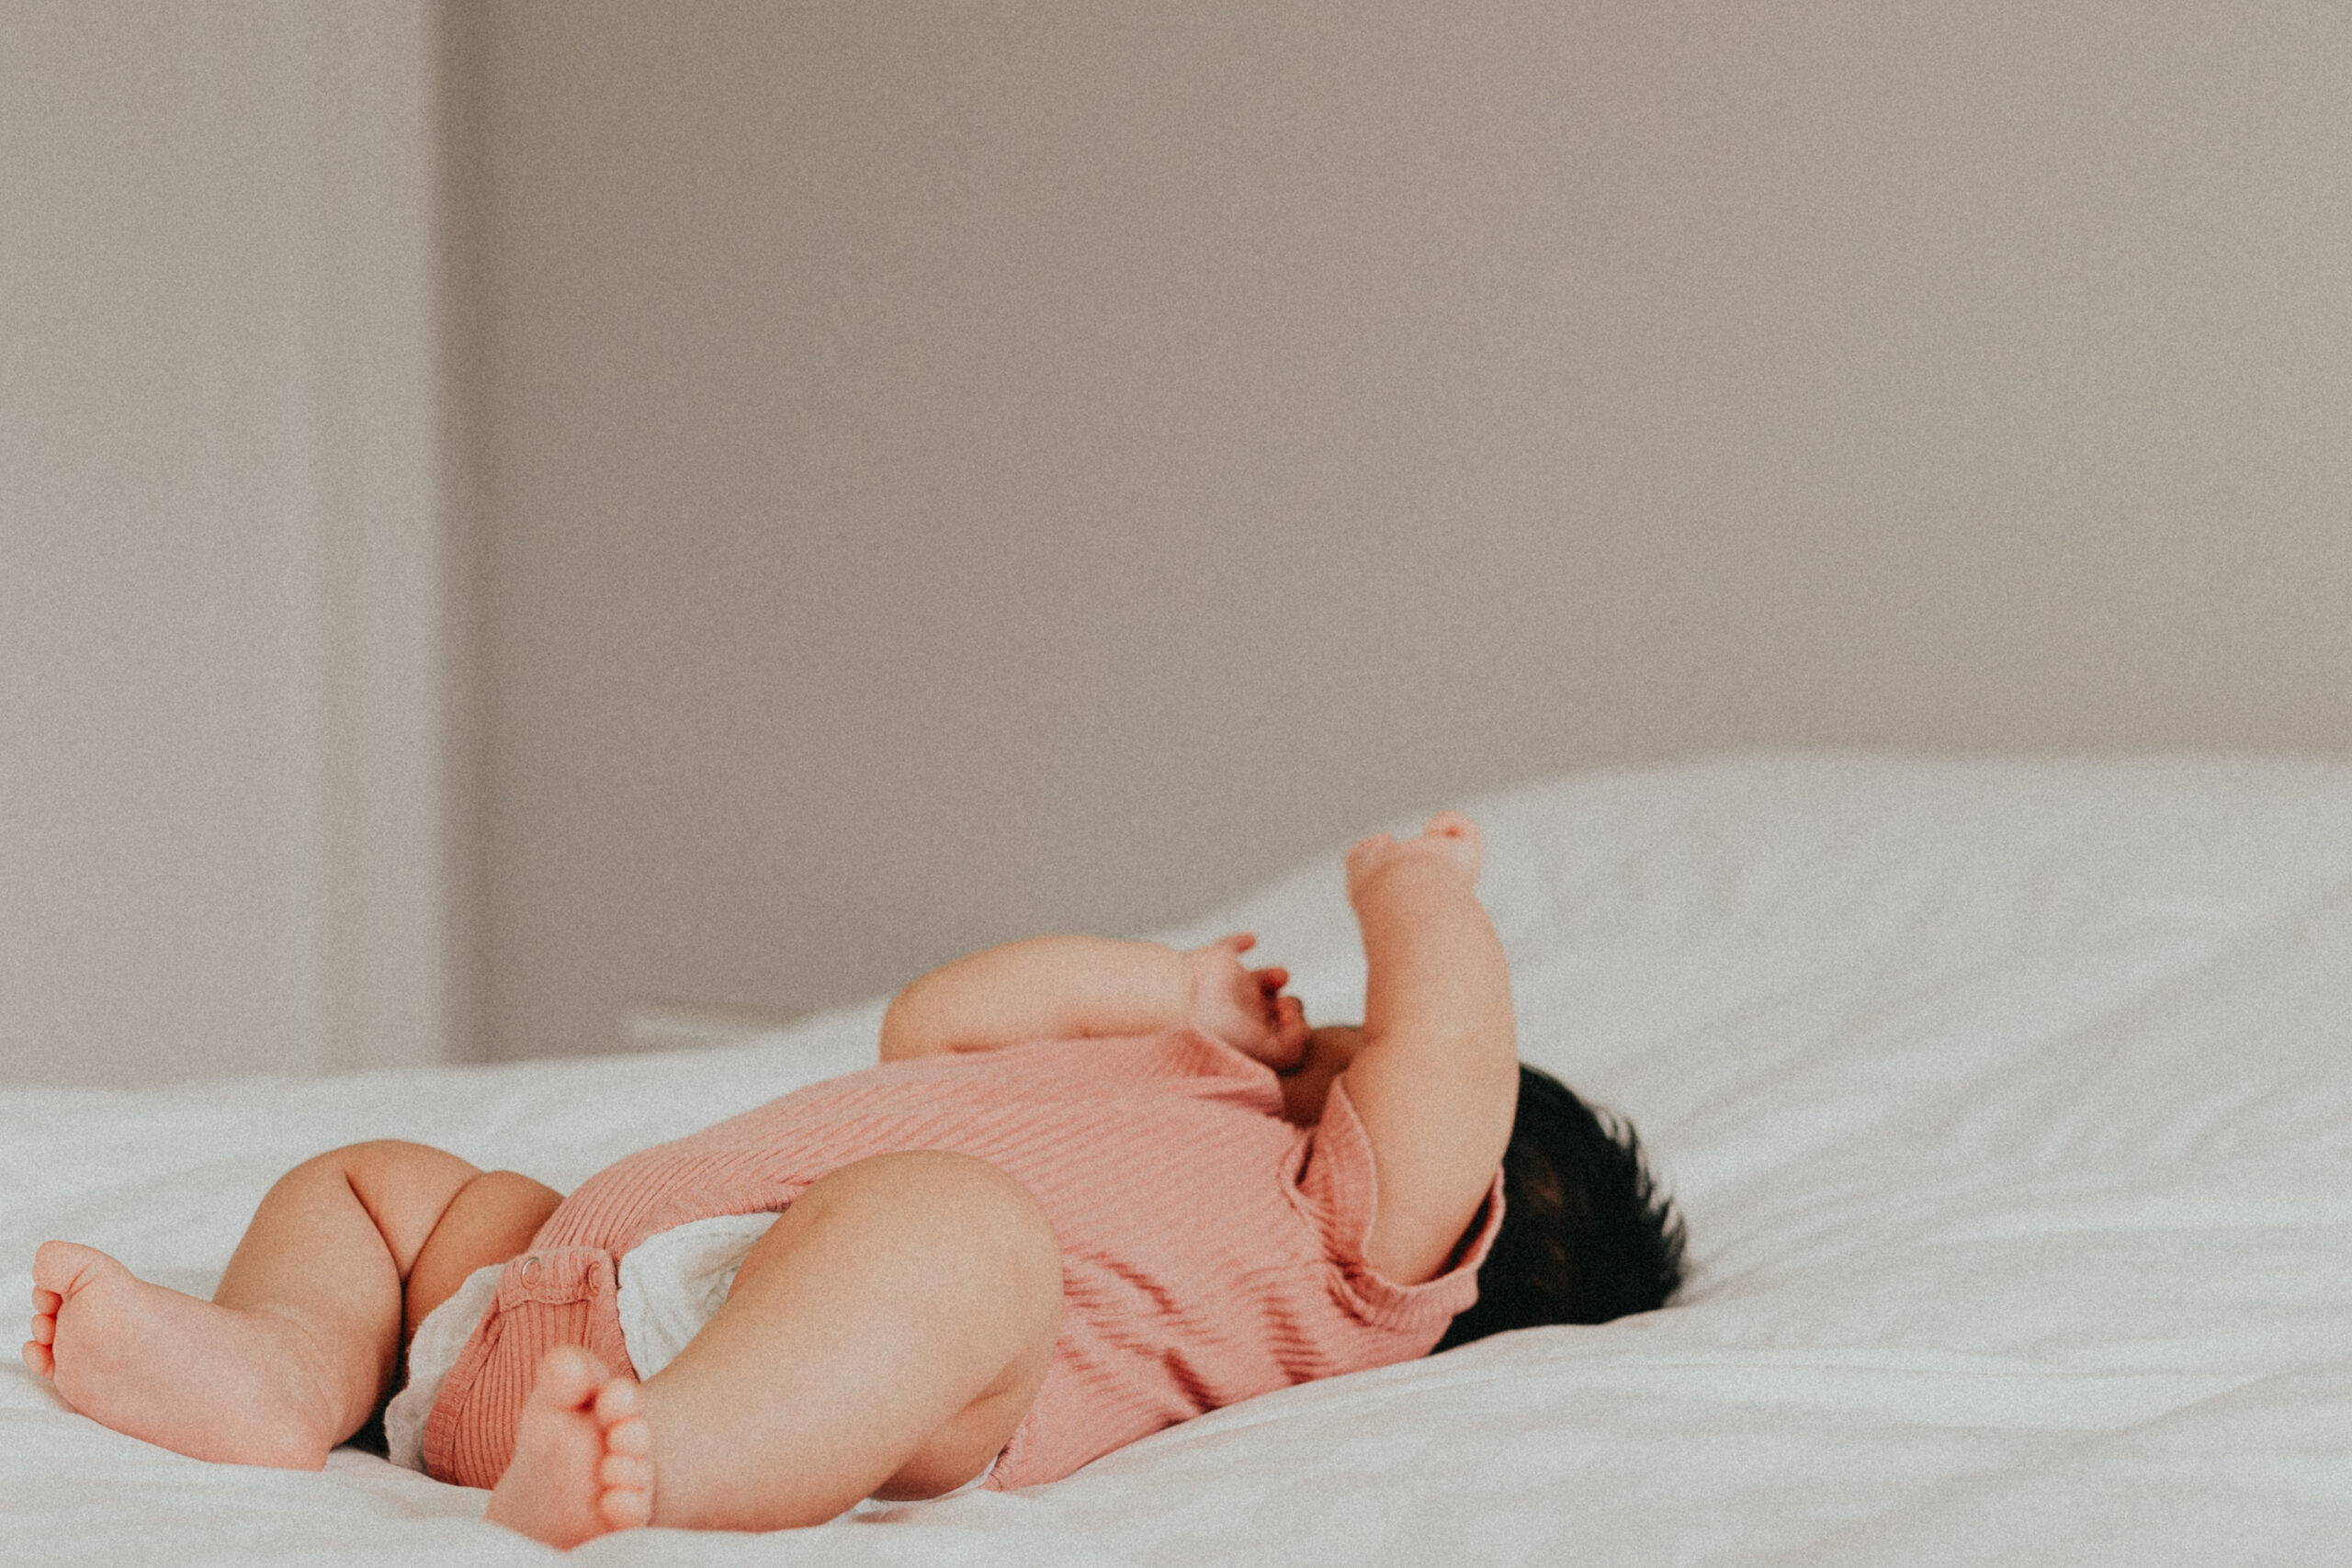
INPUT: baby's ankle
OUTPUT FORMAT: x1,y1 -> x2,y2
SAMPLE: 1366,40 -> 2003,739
227,1303 -> 376,1454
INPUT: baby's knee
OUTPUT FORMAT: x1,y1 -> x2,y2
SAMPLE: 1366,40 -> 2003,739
807,1152 -> 1061,1303
883,1148 -> 1049,1225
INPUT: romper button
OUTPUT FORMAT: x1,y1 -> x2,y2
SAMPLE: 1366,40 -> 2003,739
521,1255 -> 541,1278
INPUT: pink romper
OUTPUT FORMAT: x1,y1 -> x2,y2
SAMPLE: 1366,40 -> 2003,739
421,1030 -> 1502,1491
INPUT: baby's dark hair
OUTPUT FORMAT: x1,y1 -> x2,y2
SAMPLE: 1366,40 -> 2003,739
1434,1064 -> 1685,1350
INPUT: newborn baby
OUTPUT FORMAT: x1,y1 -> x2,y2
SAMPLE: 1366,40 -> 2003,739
27,815 -> 1682,1546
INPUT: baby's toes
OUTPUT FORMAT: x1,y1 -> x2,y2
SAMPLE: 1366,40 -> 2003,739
592,1375 -> 641,1427
599,1450 -> 651,1491
596,1430 -> 654,1529
598,1479 -> 653,1530
605,1412 -> 650,1456
33,1240 -> 121,1300
530,1346 -> 608,1410
592,1384 -> 654,1528
26,1298 -> 58,1375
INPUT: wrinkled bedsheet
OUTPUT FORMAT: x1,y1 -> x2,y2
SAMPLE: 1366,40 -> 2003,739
6,754 -> 2348,1566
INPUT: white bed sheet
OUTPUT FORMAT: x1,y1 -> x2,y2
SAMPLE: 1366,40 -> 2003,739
5,754 -> 2348,1565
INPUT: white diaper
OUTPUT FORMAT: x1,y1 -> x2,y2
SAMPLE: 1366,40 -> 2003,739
383,1258 -> 504,1472
384,1212 -> 781,1472
380,1212 -> 998,1506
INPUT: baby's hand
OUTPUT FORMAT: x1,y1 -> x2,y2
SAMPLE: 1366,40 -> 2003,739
1342,811 -> 1484,904
1185,934 -> 1310,1071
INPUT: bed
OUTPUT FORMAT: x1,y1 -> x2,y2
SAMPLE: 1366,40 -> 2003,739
6,753 -> 2348,1565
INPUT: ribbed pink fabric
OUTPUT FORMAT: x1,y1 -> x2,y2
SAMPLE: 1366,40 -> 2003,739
420,1030 -> 1500,1492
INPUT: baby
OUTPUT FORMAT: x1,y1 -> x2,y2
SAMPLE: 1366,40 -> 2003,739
24,814 -> 1683,1546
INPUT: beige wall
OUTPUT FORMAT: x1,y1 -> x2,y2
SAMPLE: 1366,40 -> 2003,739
1,4 -> 459,1085
466,2 -> 2350,1063
13,4 -> 2345,1084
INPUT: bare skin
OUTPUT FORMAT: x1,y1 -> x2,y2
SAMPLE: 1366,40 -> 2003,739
484,1150 -> 1062,1543
26,1149 -> 1056,1544
25,813 -> 1515,1548
1334,811 -> 1520,1282
24,1145 -> 560,1469
882,931 -> 1309,1070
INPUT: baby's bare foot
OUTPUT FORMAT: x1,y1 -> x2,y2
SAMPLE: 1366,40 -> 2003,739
24,1240 -> 340,1468
483,1348 -> 654,1549
1344,811 -> 1484,899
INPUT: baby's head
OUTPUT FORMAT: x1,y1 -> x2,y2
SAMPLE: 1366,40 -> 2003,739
1435,1064 -> 1686,1350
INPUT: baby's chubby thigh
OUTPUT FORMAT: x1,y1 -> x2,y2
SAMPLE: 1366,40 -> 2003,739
404,1168 -> 565,1343
635,1151 -> 1063,1530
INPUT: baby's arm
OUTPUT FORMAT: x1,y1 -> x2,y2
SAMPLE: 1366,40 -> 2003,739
880,933 -> 1306,1066
1331,814 -> 1520,1285
880,937 -> 1188,1061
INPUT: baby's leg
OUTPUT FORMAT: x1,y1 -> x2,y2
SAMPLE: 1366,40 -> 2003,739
24,1143 -> 559,1469
485,1150 -> 1061,1546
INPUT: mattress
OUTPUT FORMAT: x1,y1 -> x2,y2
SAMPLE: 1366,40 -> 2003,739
6,753 -> 2348,1565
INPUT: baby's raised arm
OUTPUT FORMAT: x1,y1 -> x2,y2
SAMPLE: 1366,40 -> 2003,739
1330,814 -> 1520,1286
880,934 -> 1306,1066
